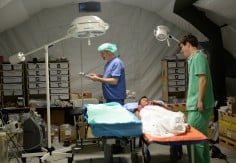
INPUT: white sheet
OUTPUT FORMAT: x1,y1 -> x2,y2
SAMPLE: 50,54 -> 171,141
140,105 -> 187,137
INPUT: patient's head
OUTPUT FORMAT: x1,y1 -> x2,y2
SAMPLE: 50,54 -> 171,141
138,96 -> 150,107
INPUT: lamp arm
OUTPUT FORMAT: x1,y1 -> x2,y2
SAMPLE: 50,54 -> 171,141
9,35 -> 71,64
169,35 -> 180,43
47,35 -> 71,48
24,35 -> 71,58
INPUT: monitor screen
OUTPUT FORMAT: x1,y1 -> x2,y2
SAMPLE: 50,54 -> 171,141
78,1 -> 101,12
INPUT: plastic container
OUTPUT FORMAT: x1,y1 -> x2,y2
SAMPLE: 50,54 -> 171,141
59,124 -> 76,143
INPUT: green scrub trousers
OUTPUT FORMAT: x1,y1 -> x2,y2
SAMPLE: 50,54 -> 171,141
187,108 -> 212,163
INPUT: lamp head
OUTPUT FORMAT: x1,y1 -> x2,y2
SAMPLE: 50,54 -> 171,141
154,25 -> 179,47
154,25 -> 169,41
67,15 -> 109,38
9,52 -> 25,64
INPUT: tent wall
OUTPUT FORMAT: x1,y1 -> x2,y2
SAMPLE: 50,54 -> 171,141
0,2 -> 219,101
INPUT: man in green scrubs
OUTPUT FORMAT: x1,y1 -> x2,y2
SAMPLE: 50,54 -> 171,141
179,34 -> 214,163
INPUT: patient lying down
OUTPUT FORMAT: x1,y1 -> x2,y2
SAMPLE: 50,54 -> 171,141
133,96 -> 171,119
134,96 -> 190,137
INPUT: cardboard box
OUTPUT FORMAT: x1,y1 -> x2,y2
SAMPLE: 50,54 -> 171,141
219,119 -> 236,141
218,110 -> 236,123
227,96 -> 236,114
47,110 -> 64,126
170,103 -> 188,119
171,103 -> 186,112
70,93 -> 79,100
70,92 -> 92,100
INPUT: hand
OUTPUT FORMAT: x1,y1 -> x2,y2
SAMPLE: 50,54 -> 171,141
87,73 -> 96,80
87,73 -> 97,77
87,73 -> 100,81
197,101 -> 204,112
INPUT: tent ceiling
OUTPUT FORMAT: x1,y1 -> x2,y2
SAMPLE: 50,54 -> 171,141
0,0 -> 236,56
194,0 -> 236,28
1,0 -> 236,32
1,0 -> 236,33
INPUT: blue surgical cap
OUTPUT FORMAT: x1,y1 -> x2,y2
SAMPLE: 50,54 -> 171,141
97,43 -> 117,53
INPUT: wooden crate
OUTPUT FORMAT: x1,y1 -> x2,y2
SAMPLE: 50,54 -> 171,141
219,136 -> 236,151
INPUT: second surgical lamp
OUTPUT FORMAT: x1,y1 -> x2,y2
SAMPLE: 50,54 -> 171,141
154,25 -> 179,46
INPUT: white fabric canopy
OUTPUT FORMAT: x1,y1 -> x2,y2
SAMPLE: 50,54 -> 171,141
0,2 -> 185,100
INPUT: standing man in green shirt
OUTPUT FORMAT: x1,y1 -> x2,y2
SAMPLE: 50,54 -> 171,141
179,34 -> 214,163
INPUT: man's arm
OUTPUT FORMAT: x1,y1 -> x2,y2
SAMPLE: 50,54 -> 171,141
197,74 -> 207,112
87,73 -> 118,85
95,77 -> 118,85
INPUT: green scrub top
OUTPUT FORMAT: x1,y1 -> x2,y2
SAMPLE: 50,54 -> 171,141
186,51 -> 214,111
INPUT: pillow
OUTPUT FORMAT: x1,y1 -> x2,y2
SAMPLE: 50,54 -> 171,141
123,102 -> 138,112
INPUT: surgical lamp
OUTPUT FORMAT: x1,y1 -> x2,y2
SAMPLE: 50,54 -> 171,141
8,15 -> 109,162
154,25 -> 179,46
9,15 -> 109,64
67,15 -> 109,45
